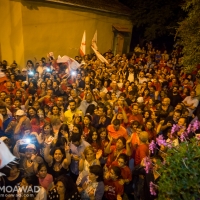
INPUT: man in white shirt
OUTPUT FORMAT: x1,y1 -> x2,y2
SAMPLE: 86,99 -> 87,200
182,90 -> 199,116
138,71 -> 147,84
127,66 -> 135,83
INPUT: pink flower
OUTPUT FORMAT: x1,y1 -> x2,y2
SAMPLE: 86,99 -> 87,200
156,135 -> 167,146
149,140 -> 156,153
150,182 -> 157,196
193,120 -> 200,132
144,157 -> 152,173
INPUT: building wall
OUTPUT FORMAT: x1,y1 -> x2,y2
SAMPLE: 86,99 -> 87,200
0,0 -> 132,68
0,0 -> 25,67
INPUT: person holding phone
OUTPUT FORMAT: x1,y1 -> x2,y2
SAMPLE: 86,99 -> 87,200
13,143 -> 44,176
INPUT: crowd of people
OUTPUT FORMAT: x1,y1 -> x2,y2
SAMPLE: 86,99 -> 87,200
0,42 -> 200,200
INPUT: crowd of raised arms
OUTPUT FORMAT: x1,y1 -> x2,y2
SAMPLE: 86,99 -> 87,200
0,42 -> 200,200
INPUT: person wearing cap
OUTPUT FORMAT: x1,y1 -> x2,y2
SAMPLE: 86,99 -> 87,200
10,109 -> 31,140
14,143 -> 44,176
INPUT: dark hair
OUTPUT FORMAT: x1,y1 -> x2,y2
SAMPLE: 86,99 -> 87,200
89,165 -> 104,182
118,153 -> 129,166
55,124 -> 69,148
175,109 -> 182,115
72,124 -> 83,135
117,136 -> 126,146
23,175 -> 40,197
37,163 -> 47,172
68,99 -> 76,104
146,119 -> 155,129
98,127 -> 108,140
42,122 -> 54,136
55,175 -> 79,199
50,105 -> 60,115
51,147 -> 66,164
71,132 -> 82,143
0,105 -> 7,110
113,119 -> 120,126
87,128 -> 101,146
97,104 -> 107,114
111,166 -> 121,179
27,107 -> 39,122
84,114 -> 92,122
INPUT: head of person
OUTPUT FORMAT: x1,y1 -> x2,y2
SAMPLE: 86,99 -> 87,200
37,108 -> 45,119
177,117 -> 186,127
53,80 -> 59,89
72,124 -> 82,135
98,127 -> 108,141
27,107 -> 37,119
175,103 -> 183,111
25,144 -> 37,159
146,119 -> 155,130
37,163 -> 48,179
33,101 -> 40,110
0,106 -> 7,117
190,90 -> 196,98
52,147 -> 66,163
110,166 -> 121,180
89,165 -> 103,182
138,131 -> 149,143
172,86 -> 179,94
97,105 -> 107,117
117,153 -> 129,168
6,81 -> 13,91
84,114 -> 92,126
162,98 -> 170,106
116,137 -> 126,150
70,89 -> 78,99
42,122 -> 53,135
0,91 -> 7,101
55,175 -> 79,199
58,124 -> 69,139
51,105 -> 60,115
132,105 -> 139,115
69,100 -> 76,111
173,110 -> 182,122
21,174 -> 40,193
71,132 -> 82,147
57,97 -> 64,107
15,109 -> 26,121
40,81 -> 47,89
86,93 -> 93,103
83,146 -> 95,161
113,119 -> 121,131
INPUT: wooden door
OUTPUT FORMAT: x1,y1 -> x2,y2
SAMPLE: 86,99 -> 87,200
116,33 -> 124,55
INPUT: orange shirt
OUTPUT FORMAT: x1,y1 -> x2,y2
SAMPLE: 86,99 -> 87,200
135,144 -> 149,166
107,125 -> 128,141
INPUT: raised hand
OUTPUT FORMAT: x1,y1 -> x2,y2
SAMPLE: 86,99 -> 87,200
96,149 -> 102,160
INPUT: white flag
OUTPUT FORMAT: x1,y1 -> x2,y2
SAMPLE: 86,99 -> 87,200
57,55 -> 81,70
80,31 -> 86,57
91,46 -> 108,64
92,30 -> 98,50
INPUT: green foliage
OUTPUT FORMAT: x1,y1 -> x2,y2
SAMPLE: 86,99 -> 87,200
157,138 -> 200,200
176,0 -> 200,73
119,0 -> 184,41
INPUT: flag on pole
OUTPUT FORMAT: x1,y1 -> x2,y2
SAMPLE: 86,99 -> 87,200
91,30 -> 98,50
91,46 -> 109,64
80,31 -> 86,57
